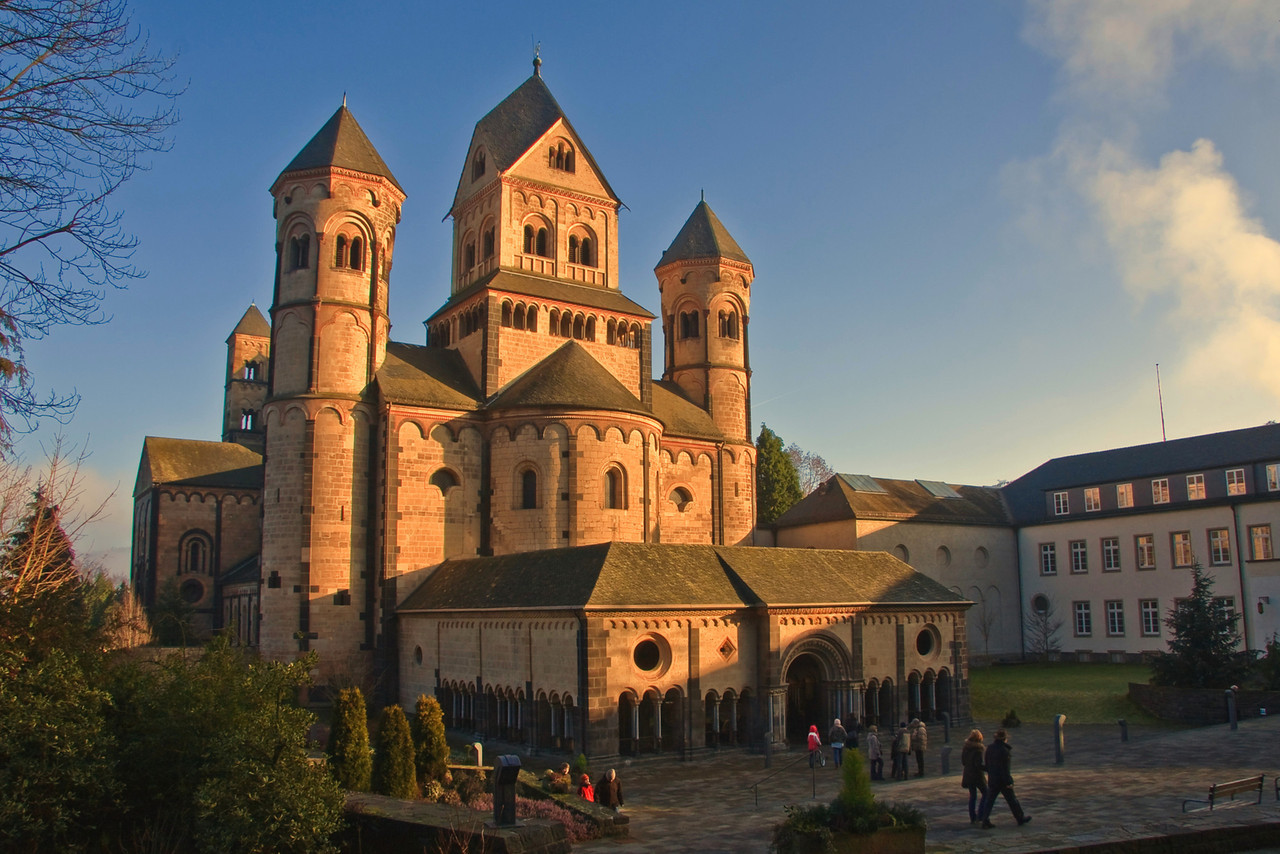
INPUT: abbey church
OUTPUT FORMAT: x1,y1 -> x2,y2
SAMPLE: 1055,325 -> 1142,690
131,62 -> 970,758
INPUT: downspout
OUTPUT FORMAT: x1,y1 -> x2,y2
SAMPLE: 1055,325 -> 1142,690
1232,502 -> 1253,652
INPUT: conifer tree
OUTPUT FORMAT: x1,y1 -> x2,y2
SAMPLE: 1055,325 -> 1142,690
327,687 -> 371,791
412,693 -> 449,784
755,424 -> 803,526
1151,562 -> 1251,688
0,488 -> 87,656
372,704 -> 417,799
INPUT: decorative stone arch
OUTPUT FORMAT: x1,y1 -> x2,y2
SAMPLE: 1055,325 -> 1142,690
781,632 -> 854,743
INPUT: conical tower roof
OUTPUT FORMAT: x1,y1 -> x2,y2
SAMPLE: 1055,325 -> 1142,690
656,200 -> 751,268
277,105 -> 402,191
228,304 -> 270,341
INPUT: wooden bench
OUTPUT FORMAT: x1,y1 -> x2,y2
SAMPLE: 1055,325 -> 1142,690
1182,775 -> 1265,812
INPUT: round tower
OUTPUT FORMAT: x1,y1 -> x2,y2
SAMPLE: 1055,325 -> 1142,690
655,200 -> 754,444
258,103 -> 405,686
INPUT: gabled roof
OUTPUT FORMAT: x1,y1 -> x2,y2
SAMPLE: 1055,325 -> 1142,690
228,304 -> 270,340
221,554 -> 260,588
488,341 -> 649,415
376,342 -> 483,410
427,270 -> 653,324
651,381 -> 724,442
397,541 -> 967,613
1003,423 -> 1280,524
277,105 -> 402,191
656,200 -> 751,268
774,474 -> 1009,529
449,74 -> 619,213
136,438 -> 262,497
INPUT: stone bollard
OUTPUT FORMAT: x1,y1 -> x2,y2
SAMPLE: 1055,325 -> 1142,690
940,711 -> 951,744
940,744 -> 952,775
1226,687 -> 1238,731
1053,714 -> 1066,765
493,755 -> 520,827
473,742 -> 484,767
1117,719 -> 1128,742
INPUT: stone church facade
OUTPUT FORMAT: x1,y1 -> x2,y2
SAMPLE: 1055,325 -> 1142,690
131,63 -> 971,758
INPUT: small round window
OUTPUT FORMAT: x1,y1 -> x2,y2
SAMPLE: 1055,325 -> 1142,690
633,640 -> 661,671
915,624 -> 941,657
179,578 -> 204,604
1031,594 -> 1050,615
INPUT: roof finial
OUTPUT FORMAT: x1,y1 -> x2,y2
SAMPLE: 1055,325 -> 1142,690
701,189 -> 705,203
342,91 -> 347,108
533,40 -> 542,77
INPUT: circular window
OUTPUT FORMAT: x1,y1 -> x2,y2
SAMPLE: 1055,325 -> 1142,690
414,645 -> 423,665
1031,594 -> 1050,615
633,640 -> 661,671
915,625 -> 940,657
974,546 -> 989,567
179,578 -> 204,604
936,546 -> 951,567
893,544 -> 910,563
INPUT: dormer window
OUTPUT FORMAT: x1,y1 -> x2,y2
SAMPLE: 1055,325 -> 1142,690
472,148 -> 486,181
549,141 -> 575,173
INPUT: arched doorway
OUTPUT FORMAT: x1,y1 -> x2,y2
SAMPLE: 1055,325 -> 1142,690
784,653 -> 825,742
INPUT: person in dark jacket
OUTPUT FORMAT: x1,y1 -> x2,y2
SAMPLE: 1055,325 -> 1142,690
829,718 -> 848,768
960,729 -> 988,824
595,768 -> 623,811
978,729 -> 1031,828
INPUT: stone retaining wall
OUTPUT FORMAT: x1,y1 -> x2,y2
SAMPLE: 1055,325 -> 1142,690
1128,683 -> 1280,725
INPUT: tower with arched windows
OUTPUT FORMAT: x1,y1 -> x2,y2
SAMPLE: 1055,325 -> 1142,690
258,104 -> 406,679
223,304 -> 271,452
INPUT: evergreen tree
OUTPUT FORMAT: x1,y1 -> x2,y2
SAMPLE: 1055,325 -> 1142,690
411,693 -> 449,784
756,424 -> 803,526
371,704 -> 417,799
0,488 -> 88,657
1151,562 -> 1252,688
327,688 -> 371,791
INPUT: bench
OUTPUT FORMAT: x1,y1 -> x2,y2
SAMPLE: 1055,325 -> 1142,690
1181,775 -> 1265,812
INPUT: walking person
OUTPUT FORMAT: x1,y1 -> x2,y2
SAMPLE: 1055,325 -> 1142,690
908,717 -> 928,777
595,768 -> 623,811
829,718 -> 848,768
807,724 -> 825,768
960,729 -> 988,824
978,729 -> 1031,828
892,722 -> 911,780
866,725 -> 883,780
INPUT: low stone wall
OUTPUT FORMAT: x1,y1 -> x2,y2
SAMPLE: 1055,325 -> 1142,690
1128,683 -> 1280,725
342,792 -> 570,854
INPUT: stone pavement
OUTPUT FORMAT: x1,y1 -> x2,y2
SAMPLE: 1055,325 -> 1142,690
571,716 -> 1280,853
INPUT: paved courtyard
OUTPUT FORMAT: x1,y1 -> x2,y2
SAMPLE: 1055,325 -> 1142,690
571,715 -> 1280,853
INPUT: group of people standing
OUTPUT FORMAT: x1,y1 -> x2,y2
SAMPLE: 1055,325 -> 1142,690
573,768 -> 624,811
960,728 -> 1031,829
806,716 -> 928,781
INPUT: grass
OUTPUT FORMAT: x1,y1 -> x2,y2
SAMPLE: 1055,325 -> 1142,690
968,662 -> 1171,726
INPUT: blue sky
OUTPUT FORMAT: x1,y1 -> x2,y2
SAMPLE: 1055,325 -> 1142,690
15,1 -> 1280,577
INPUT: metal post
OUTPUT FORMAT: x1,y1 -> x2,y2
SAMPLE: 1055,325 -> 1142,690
940,744 -> 952,775
1053,714 -> 1066,765
1226,687 -> 1238,731
940,711 -> 951,744
1117,719 -> 1128,742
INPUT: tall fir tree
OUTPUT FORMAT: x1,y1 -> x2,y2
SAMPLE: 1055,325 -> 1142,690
327,687 -> 371,791
0,488 -> 87,656
372,704 -> 417,799
755,424 -> 803,526
411,694 -> 449,784
1151,562 -> 1252,688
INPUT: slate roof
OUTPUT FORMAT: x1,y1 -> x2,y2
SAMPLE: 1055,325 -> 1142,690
220,554 -> 260,587
656,200 -> 751,268
426,270 -> 654,324
397,541 -> 967,613
650,381 -> 724,441
1003,423 -> 1280,525
377,343 -> 483,410
450,74 -> 619,213
488,341 -> 650,416
137,438 -> 262,496
229,304 -> 270,339
774,475 -> 1009,529
278,105 -> 402,191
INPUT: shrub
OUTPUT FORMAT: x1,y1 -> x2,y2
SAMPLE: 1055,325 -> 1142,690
327,687 -> 371,791
572,753 -> 589,777
411,693 -> 449,784
468,794 -> 600,843
452,770 -> 488,804
422,779 -> 445,802
836,747 -> 874,815
371,704 -> 417,799
1002,709 -> 1021,728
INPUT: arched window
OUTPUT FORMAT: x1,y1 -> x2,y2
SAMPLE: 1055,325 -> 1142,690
472,148 -> 486,181
521,469 -> 538,510
585,317 -> 596,342
669,487 -> 693,512
549,308 -> 560,337
243,362 -> 258,381
535,227 -> 548,257
349,237 -> 364,270
513,304 -> 526,330
580,237 -> 594,267
501,301 -> 513,327
569,235 -> 580,263
560,313 -> 571,338
483,227 -> 495,258
718,310 -> 739,339
679,311 -> 700,340
573,315 -> 584,340
526,306 -> 538,333
549,141 -> 575,173
335,235 -> 348,268
605,467 -> 626,510
430,468 -> 459,491
240,410 -> 256,430
607,319 -> 617,345
631,323 -> 642,349
464,242 -> 476,271
523,225 -> 534,254
180,532 -> 211,576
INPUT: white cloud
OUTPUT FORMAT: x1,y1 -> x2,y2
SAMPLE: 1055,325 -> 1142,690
1024,0 -> 1279,102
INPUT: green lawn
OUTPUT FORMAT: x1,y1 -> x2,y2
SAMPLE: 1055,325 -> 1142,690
968,662 -> 1169,726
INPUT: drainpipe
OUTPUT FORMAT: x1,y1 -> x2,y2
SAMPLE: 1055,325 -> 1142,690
1232,503 -> 1253,652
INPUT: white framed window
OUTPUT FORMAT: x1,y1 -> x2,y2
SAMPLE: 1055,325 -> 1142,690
1040,543 -> 1057,576
1084,487 -> 1101,512
1209,529 -> 1231,566
1152,479 -> 1170,504
1226,468 -> 1246,496
1102,537 -> 1121,571
1214,596 -> 1237,626
1053,491 -> 1069,515
1140,599 -> 1160,636
1070,540 -> 1088,573
1172,531 -> 1193,567
1136,534 -> 1155,569
1106,600 -> 1125,636
1269,464 -> 1279,491
1074,601 -> 1092,637
1116,483 -> 1133,508
1186,474 -> 1206,500
1251,524 -> 1273,560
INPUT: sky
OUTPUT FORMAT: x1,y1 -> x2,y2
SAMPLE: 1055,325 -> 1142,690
13,1 -> 1280,579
